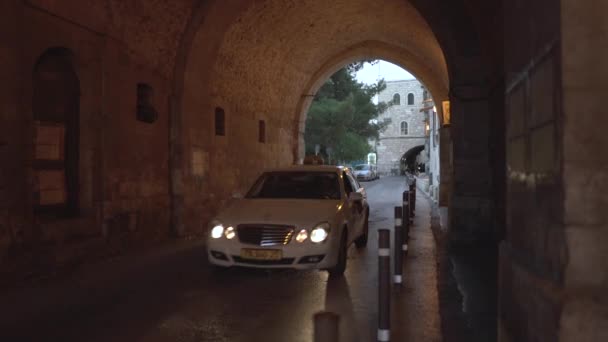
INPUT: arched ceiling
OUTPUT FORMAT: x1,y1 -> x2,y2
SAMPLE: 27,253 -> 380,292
183,0 -> 448,129
27,0 -> 193,78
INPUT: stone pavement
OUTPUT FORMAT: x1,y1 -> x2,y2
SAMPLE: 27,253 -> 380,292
0,176 -> 442,342
389,178 -> 442,342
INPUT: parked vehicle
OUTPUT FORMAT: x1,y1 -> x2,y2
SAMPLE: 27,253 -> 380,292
353,164 -> 377,181
207,165 -> 369,276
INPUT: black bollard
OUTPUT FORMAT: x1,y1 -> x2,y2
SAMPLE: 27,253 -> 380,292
412,178 -> 417,213
409,181 -> 415,218
378,229 -> 391,341
394,207 -> 403,285
402,190 -> 410,252
409,188 -> 414,223
314,311 -> 340,342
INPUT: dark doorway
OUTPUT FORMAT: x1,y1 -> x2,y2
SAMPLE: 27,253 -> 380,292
32,47 -> 80,217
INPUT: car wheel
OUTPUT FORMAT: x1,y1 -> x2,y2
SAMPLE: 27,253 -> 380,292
329,231 -> 348,277
355,210 -> 369,248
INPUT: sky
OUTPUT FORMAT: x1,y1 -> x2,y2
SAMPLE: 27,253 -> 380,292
355,60 -> 415,85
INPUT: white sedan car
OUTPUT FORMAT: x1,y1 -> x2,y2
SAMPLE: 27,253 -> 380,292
207,165 -> 369,276
352,164 -> 376,181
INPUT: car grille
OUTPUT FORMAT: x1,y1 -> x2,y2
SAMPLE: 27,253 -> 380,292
232,256 -> 295,265
237,224 -> 295,246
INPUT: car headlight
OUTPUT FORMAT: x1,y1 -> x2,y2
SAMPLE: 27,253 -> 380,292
295,229 -> 308,243
225,226 -> 236,239
210,224 -> 224,239
310,223 -> 330,243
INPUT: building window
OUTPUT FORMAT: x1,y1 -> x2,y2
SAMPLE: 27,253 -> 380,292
215,107 -> 225,136
407,93 -> 415,105
400,121 -> 409,135
258,120 -> 266,143
392,93 -> 400,105
136,83 -> 158,123
423,90 -> 429,101
32,47 -> 80,216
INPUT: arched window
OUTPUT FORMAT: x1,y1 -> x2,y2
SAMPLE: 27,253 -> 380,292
136,83 -> 158,123
400,121 -> 409,135
33,47 -> 80,216
258,120 -> 266,143
423,90 -> 428,100
392,93 -> 400,105
407,93 -> 415,105
215,107 -> 225,136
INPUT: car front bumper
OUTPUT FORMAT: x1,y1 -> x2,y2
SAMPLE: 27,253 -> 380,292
207,238 -> 340,270
356,174 -> 372,180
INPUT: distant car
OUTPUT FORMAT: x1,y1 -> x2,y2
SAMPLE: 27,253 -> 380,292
353,164 -> 377,181
207,165 -> 369,276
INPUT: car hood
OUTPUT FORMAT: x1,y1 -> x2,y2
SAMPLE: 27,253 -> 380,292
215,198 -> 342,228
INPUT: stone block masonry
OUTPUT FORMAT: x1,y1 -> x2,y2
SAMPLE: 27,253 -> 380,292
376,80 -> 428,175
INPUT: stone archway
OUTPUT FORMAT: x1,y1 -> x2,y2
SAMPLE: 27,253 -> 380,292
292,40 -> 449,165
400,144 -> 426,174
169,1 -> 503,337
170,0 -> 502,246
172,0 -> 459,236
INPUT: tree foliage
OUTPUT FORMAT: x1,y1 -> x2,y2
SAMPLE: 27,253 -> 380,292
305,61 -> 391,163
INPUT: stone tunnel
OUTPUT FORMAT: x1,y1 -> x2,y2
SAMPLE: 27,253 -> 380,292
0,0 -> 607,341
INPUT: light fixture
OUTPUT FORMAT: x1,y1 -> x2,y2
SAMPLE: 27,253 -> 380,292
310,223 -> 330,243
211,224 -> 224,239
296,229 -> 308,243
224,226 -> 236,239
442,101 -> 451,125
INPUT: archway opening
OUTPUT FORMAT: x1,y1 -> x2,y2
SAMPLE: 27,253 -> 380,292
400,145 -> 426,175
301,59 -> 443,188
174,2 -> 506,338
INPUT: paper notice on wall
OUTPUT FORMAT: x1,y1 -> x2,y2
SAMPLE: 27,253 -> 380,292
37,169 -> 66,205
35,122 -> 65,161
192,148 -> 208,177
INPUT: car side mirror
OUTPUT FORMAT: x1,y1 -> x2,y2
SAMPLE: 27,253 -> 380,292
232,192 -> 243,199
348,192 -> 363,202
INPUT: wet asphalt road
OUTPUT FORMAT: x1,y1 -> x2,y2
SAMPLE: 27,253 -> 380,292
1,176 -> 440,342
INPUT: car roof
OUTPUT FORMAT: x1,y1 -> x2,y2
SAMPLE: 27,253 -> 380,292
264,165 -> 347,173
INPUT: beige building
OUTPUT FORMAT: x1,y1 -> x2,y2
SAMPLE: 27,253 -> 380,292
375,79 -> 429,175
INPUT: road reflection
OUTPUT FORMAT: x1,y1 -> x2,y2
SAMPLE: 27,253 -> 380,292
325,274 -> 361,341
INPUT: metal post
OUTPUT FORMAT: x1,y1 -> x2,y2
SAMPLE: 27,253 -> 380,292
412,178 -> 417,214
394,207 -> 403,285
314,311 -> 340,342
409,188 -> 414,223
402,190 -> 409,253
409,182 -> 415,218
378,229 -> 391,342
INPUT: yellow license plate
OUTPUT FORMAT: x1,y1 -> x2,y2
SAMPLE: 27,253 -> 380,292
240,249 -> 282,260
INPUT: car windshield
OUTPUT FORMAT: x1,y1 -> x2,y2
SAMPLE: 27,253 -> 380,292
246,171 -> 341,200
354,165 -> 370,171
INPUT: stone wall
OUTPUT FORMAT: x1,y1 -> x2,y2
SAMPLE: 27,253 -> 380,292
428,110 -> 441,202
5,2 -> 605,341
0,0 -> 452,277
0,1 -> 188,275
560,0 -> 608,339
0,0 -> 21,265
376,80 -> 428,175
500,0 -> 565,340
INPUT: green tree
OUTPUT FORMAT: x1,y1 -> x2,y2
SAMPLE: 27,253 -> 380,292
305,62 -> 391,163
